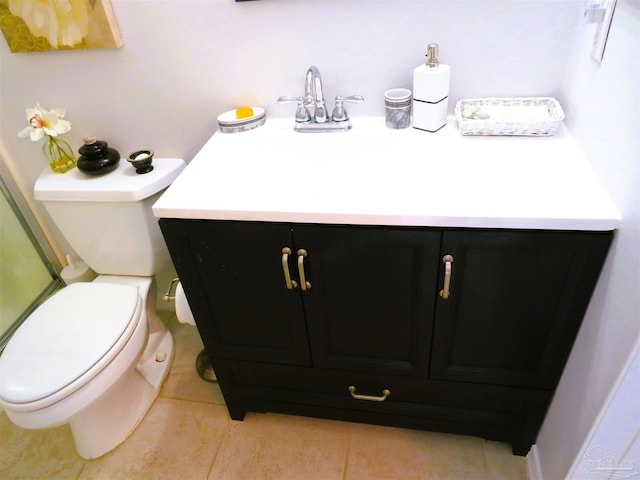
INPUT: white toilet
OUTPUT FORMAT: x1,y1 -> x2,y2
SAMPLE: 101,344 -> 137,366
0,157 -> 185,459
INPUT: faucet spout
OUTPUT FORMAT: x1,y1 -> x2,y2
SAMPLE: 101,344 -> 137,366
305,66 -> 327,123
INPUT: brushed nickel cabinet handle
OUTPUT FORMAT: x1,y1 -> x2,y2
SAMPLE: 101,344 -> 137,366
297,249 -> 312,291
439,254 -> 454,299
348,385 -> 391,402
281,247 -> 298,290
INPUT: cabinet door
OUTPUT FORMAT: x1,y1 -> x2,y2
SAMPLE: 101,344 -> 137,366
294,224 -> 441,376
160,219 -> 311,366
430,229 -> 612,389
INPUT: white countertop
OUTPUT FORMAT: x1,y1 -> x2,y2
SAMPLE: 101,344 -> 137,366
153,117 -> 620,231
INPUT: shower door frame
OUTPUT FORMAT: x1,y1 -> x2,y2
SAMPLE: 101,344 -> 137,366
0,154 -> 63,351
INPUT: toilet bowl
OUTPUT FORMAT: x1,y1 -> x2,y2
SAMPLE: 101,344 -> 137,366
0,276 -> 174,459
0,157 -> 185,459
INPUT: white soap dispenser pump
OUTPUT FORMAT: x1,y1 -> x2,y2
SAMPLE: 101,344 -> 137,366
412,43 -> 450,132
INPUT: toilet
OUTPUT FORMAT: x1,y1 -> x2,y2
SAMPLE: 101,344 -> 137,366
0,157 -> 185,459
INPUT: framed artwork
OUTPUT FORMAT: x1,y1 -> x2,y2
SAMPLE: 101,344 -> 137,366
0,0 -> 123,53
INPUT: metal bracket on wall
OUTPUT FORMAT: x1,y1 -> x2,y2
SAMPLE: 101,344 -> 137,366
584,0 -> 618,63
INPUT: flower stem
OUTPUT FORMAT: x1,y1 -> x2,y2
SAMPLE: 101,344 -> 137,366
44,135 -> 76,173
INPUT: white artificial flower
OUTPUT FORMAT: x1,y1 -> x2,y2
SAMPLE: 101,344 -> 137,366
18,104 -> 72,142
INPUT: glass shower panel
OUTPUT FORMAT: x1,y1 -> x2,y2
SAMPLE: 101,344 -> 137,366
0,174 -> 59,349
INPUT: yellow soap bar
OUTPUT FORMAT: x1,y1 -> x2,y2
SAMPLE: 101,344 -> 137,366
235,107 -> 254,119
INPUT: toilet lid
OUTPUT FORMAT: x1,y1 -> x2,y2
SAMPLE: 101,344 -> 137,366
0,282 -> 140,404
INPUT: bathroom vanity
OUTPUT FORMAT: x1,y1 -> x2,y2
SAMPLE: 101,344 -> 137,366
153,118 -> 619,455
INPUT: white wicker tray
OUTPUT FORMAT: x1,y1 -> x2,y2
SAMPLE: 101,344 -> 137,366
455,97 -> 565,136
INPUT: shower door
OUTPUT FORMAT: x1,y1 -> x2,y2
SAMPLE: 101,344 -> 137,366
0,159 -> 61,351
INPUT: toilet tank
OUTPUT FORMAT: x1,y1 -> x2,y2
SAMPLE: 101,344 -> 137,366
34,158 -> 186,276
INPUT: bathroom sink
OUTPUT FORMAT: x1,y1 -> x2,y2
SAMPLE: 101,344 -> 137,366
152,117 -> 620,231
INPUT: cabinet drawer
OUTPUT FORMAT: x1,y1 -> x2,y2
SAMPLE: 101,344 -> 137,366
219,360 -> 551,430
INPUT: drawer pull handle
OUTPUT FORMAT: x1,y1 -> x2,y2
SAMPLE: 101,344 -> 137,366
439,254 -> 454,300
348,385 -> 391,402
297,249 -> 312,291
281,247 -> 298,290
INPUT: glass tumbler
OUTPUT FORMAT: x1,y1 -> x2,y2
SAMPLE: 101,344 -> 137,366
384,88 -> 412,129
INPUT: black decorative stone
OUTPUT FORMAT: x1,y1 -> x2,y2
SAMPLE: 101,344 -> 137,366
77,136 -> 120,175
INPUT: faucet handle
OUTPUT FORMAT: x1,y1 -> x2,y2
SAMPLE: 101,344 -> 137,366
278,96 -> 311,123
332,95 -> 364,122
340,95 -> 364,102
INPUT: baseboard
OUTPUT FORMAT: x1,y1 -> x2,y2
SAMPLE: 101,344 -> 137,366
527,444 -> 544,480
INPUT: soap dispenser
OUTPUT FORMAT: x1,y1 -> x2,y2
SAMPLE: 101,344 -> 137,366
412,43 -> 450,132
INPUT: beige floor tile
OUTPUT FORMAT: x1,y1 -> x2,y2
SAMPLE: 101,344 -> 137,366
345,424 -> 487,480
483,440 -> 528,480
161,317 -> 225,405
78,398 -> 229,480
208,413 -> 349,480
0,412 -> 85,480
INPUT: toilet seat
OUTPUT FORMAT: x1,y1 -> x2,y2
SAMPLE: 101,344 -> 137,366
0,282 -> 142,409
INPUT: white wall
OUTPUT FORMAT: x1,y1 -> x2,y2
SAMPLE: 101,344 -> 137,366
0,0 -> 581,219
535,1 -> 640,479
569,340 -> 640,479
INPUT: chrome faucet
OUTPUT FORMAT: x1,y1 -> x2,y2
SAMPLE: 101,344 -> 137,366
305,66 -> 328,123
278,66 -> 364,132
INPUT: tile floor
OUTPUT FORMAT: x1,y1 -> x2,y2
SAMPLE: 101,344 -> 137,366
0,312 -> 529,480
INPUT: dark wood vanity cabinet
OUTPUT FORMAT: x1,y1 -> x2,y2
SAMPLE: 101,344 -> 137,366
159,219 -> 612,455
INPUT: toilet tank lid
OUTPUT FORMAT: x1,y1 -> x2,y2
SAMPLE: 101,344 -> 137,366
34,157 -> 186,202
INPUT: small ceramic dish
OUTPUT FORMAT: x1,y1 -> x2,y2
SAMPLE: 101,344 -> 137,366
127,149 -> 154,174
217,107 -> 266,133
